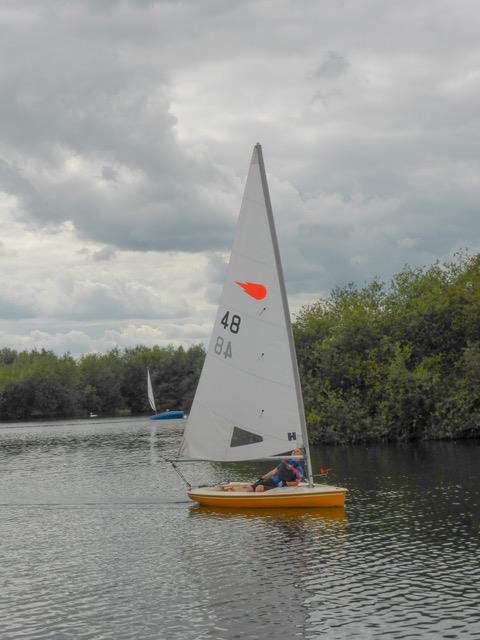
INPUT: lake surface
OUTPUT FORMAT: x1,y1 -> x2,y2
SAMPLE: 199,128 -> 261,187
0,418 -> 479,639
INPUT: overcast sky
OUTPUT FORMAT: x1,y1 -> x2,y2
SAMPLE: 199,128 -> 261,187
1,0 -> 479,356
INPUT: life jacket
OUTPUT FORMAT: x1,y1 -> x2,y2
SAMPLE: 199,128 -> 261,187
272,459 -> 304,485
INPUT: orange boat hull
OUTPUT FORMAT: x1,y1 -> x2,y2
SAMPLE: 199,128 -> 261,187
187,483 -> 347,509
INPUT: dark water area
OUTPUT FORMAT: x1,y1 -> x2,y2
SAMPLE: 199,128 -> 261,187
0,418 -> 479,639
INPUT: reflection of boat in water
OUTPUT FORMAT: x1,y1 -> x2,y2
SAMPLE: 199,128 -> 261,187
147,368 -> 185,420
189,504 -> 346,523
174,144 -> 347,509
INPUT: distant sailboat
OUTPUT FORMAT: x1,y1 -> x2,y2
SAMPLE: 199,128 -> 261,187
147,368 -> 156,413
175,143 -> 347,508
147,368 -> 185,420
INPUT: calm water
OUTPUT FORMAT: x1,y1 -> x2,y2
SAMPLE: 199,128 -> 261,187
0,418 -> 479,640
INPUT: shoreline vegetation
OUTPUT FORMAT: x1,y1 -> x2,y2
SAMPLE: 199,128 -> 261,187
0,345 -> 205,425
1,253 -> 479,444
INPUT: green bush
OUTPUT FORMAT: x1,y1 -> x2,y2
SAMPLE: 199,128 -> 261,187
294,253 -> 480,443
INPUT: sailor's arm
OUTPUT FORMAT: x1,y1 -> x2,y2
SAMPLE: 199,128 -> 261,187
260,467 -> 278,481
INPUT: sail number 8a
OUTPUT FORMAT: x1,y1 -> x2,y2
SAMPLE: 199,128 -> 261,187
220,311 -> 241,334
214,336 -> 232,359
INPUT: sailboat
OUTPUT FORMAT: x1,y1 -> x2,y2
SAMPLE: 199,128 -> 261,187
176,143 -> 346,508
147,368 -> 185,420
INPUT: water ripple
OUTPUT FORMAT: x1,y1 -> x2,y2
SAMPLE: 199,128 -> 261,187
0,420 -> 479,639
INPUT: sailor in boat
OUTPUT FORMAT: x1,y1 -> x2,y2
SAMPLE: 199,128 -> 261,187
223,447 -> 304,492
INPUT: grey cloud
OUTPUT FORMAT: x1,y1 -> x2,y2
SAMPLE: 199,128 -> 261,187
101,166 -> 119,182
205,252 -> 229,285
0,3 -> 238,252
0,296 -> 36,320
52,280 -> 192,321
92,246 -> 117,262
314,52 -> 349,79
0,276 -> 191,322
202,253 -> 229,304
1,0 -> 480,345
204,283 -> 223,306
278,186 -> 480,298
0,159 -> 38,205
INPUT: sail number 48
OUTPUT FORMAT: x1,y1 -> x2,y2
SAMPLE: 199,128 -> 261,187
220,311 -> 241,334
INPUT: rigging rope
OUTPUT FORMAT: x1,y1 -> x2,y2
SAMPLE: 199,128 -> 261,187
162,457 -> 192,490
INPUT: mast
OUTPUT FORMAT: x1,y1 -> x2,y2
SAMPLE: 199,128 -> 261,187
255,143 -> 315,486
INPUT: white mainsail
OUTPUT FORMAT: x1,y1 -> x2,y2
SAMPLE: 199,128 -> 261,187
147,368 -> 157,413
179,144 -> 310,466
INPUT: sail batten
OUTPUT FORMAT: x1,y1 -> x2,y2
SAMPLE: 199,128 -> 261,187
179,144 -> 309,467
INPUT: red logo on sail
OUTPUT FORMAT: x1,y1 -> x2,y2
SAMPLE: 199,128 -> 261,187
235,281 -> 267,300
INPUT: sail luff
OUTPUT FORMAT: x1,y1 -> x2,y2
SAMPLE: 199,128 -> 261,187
254,144 -> 314,486
147,368 -> 157,413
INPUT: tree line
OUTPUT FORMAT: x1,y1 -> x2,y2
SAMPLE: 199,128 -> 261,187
294,252 -> 480,443
0,345 -> 205,421
1,253 -> 479,442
